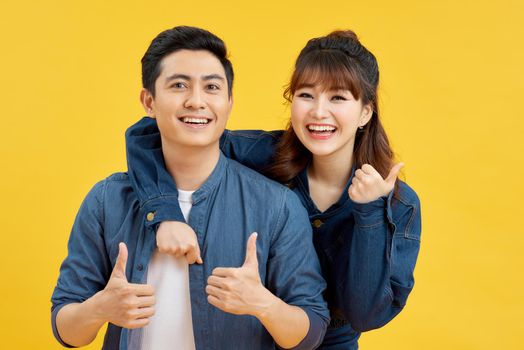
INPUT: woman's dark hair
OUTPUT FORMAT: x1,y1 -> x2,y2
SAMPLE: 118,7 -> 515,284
268,30 -> 394,185
141,26 -> 234,97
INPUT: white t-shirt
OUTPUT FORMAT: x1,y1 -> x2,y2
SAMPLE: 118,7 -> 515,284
141,189 -> 196,350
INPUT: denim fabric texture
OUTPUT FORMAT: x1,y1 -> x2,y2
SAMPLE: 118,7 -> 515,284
125,117 -> 422,349
51,151 -> 330,349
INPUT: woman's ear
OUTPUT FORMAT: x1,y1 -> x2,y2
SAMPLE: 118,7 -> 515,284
359,104 -> 373,127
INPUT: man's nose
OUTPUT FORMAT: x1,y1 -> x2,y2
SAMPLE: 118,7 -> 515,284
184,87 -> 206,109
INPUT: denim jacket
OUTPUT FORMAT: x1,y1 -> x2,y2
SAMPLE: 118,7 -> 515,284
51,151 -> 330,349
126,118 -> 422,349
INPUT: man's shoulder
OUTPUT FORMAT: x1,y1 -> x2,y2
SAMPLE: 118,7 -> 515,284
224,158 -> 304,211
225,158 -> 287,192
86,172 -> 137,204
98,172 -> 132,189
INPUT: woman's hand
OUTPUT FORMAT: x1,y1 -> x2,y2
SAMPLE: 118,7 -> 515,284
348,163 -> 404,204
206,233 -> 276,318
156,221 -> 202,264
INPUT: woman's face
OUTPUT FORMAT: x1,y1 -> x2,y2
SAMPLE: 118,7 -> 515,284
291,84 -> 372,160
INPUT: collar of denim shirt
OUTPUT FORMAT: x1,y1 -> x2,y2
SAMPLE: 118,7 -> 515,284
294,162 -> 357,218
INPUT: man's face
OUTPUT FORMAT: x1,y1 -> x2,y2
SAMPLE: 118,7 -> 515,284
143,49 -> 232,150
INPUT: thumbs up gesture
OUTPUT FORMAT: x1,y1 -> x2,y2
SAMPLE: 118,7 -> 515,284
94,243 -> 156,329
348,163 -> 404,204
206,233 -> 274,317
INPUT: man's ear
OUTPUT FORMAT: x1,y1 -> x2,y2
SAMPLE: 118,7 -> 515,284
359,103 -> 373,127
225,94 -> 234,121
140,88 -> 156,118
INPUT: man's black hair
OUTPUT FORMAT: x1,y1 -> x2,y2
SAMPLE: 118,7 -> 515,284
141,26 -> 234,97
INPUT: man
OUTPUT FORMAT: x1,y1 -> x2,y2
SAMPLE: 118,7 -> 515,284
51,26 -> 329,349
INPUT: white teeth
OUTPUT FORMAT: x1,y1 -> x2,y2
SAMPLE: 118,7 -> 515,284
307,125 -> 336,132
182,117 -> 209,124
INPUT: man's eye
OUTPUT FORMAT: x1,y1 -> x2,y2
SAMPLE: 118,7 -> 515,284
207,84 -> 220,90
172,82 -> 186,89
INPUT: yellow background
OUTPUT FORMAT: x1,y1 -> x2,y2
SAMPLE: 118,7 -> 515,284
1,0 -> 523,349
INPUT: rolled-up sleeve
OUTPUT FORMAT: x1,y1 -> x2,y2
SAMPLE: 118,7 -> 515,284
267,189 -> 330,349
50,180 -> 111,347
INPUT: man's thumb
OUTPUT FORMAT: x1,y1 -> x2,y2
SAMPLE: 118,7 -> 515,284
111,242 -> 128,280
243,233 -> 258,268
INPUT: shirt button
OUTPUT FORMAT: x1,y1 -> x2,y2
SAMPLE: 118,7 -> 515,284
146,212 -> 155,222
137,264 -> 144,271
312,219 -> 323,228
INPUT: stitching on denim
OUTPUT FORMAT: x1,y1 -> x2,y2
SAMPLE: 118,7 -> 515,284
393,193 -> 420,241
357,220 -> 386,229
140,195 -> 179,209
395,187 -> 417,207
100,180 -> 107,228
228,130 -> 279,140
395,231 -> 420,242
405,204 -> 417,237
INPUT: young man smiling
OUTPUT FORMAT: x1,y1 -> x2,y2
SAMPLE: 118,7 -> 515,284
51,26 -> 329,349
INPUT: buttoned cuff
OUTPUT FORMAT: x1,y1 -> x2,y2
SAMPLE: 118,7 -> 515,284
51,304 -> 75,348
142,197 -> 186,230
352,190 -> 394,227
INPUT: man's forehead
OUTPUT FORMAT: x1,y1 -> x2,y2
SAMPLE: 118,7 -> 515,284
159,49 -> 226,80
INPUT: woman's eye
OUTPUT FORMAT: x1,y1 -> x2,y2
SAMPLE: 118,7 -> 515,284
298,92 -> 313,99
332,95 -> 347,101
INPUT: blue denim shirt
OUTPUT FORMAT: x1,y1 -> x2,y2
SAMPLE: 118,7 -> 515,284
125,117 -> 422,350
51,151 -> 330,349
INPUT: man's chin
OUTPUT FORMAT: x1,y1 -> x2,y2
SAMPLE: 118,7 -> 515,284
166,136 -> 221,150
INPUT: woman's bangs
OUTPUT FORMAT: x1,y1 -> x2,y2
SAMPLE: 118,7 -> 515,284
293,51 -> 362,99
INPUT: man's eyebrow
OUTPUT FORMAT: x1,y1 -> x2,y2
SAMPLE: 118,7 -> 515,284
202,74 -> 225,81
165,74 -> 191,82
164,73 -> 225,83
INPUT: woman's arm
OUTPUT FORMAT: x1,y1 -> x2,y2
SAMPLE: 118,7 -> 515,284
125,117 -> 282,229
337,181 -> 421,331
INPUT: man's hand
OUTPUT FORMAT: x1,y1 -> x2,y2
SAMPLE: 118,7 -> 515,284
94,243 -> 156,329
206,233 -> 276,317
157,221 -> 203,264
348,163 -> 404,204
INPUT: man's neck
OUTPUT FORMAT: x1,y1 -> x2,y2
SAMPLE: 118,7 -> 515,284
161,140 -> 221,191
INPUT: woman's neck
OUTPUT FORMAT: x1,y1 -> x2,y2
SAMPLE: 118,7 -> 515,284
308,152 -> 354,189
307,152 -> 354,212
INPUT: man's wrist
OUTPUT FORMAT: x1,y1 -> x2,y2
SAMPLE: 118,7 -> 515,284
255,290 -> 282,322
87,290 -> 109,326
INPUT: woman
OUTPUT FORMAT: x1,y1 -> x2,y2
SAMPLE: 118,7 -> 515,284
126,30 -> 421,349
